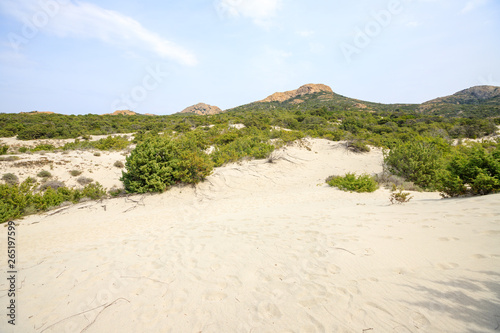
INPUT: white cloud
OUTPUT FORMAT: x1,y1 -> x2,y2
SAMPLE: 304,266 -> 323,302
461,0 -> 489,13
298,30 -> 315,38
215,0 -> 282,27
0,0 -> 197,66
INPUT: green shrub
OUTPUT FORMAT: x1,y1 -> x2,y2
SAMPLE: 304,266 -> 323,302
389,185 -> 413,204
94,152 -> 101,157
37,170 -> 52,178
63,136 -> 130,151
113,160 -> 124,168
0,145 -> 8,155
2,173 -> 19,185
121,136 -> 213,193
384,140 -> 446,190
18,147 -> 28,153
81,183 -> 106,199
211,136 -> 275,167
0,179 -> 106,223
439,144 -> 500,197
326,173 -> 379,193
0,179 -> 35,222
32,144 -> 55,152
69,170 -> 82,177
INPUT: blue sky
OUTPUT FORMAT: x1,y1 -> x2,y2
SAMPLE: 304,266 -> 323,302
0,0 -> 499,115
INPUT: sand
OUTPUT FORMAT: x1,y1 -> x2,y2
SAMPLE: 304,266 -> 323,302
1,139 -> 499,332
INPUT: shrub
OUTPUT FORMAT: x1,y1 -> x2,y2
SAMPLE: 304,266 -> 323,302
18,147 -> 28,153
0,179 -> 107,223
439,144 -> 500,197
2,173 -> 19,185
0,145 -> 8,155
109,187 -> 126,197
94,152 -> 101,157
374,172 -> 422,191
211,136 -> 275,167
121,136 -> 214,193
39,180 -> 66,191
326,173 -> 379,193
37,170 -> 52,178
69,170 -> 82,177
389,185 -> 413,204
81,183 -> 106,199
113,160 -> 124,168
384,140 -> 446,190
345,139 -> 370,153
0,156 -> 20,162
32,144 -> 55,152
77,176 -> 93,185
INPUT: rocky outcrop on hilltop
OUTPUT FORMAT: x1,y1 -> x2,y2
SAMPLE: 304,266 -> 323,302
259,84 -> 333,103
105,110 -> 138,116
180,103 -> 222,115
21,111 -> 55,115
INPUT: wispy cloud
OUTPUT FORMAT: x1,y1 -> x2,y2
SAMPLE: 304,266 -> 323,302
0,0 -> 197,66
215,0 -> 282,27
461,0 -> 489,13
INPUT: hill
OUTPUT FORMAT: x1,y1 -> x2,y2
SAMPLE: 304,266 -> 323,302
418,86 -> 500,117
226,84 -> 500,118
228,84 -> 417,114
104,110 -> 138,116
179,103 -> 222,115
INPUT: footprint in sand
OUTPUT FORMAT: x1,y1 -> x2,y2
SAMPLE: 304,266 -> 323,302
436,262 -> 459,270
472,254 -> 487,259
409,312 -> 430,329
257,301 -> 282,319
364,248 -> 375,256
202,291 -> 228,301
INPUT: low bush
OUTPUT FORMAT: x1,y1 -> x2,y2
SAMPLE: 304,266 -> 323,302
113,160 -> 124,168
32,144 -> 55,152
374,172 -> 422,191
37,170 -> 52,178
211,136 -> 275,167
2,173 -> 19,185
0,156 -> 20,162
389,185 -> 413,204
0,145 -> 8,155
69,170 -> 82,177
326,173 -> 379,193
121,136 -> 213,193
345,139 -> 370,153
0,179 -> 106,223
63,136 -> 130,151
39,180 -> 66,191
77,176 -> 93,185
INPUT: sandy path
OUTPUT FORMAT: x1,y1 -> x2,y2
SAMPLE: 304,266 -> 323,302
1,139 -> 499,332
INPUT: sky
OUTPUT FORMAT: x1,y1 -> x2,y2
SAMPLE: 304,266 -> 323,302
0,0 -> 499,115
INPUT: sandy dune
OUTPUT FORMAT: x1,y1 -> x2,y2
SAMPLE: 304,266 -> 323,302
1,139 -> 499,332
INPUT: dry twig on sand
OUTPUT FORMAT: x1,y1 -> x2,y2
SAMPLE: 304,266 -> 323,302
40,298 -> 130,333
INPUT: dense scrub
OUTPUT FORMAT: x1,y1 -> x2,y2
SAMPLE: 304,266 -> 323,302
0,179 -> 106,223
384,140 -> 500,197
